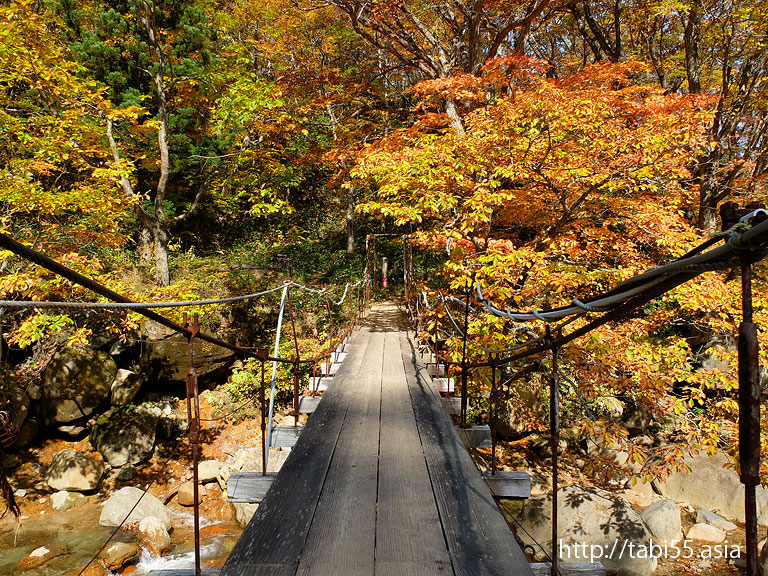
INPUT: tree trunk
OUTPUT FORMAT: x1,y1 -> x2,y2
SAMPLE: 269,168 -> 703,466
444,97 -> 465,134
684,1 -> 702,94
154,223 -> 171,286
697,165 -> 723,231
137,0 -> 173,286
346,185 -> 355,254
695,149 -> 725,231
137,224 -> 154,264
697,201 -> 718,231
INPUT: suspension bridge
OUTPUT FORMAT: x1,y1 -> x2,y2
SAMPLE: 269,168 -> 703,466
223,303 -> 531,576
1,201 -> 768,576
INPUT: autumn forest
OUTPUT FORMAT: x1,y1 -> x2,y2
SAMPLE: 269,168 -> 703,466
2,0 -> 768,494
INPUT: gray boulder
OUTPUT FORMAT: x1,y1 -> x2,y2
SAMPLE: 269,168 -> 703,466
12,418 -> 38,448
761,539 -> 768,574
197,460 -> 222,483
138,516 -> 172,556
100,542 -> 141,571
45,449 -> 105,492
141,321 -> 234,381
639,499 -> 682,544
99,486 -> 172,530
595,396 -> 624,418
90,407 -> 157,466
39,348 -> 117,424
686,523 -> 726,543
516,485 -> 657,575
56,423 -> 87,438
587,437 -> 630,468
178,481 -> 207,506
232,502 -> 259,527
622,403 -> 653,435
696,508 -> 736,532
494,380 -> 546,438
51,490 -> 87,511
9,384 -> 30,428
136,400 -> 188,439
110,369 -> 144,406
653,452 -> 768,525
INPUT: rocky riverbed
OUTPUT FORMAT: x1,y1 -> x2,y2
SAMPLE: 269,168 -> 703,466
0,333 -> 763,576
2,404 -> 760,576
0,387 -> 292,575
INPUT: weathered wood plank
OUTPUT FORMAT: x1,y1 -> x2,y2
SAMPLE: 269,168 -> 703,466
483,470 -> 531,498
434,377 -> 455,393
400,333 -> 534,576
147,571 -> 221,576
307,376 -> 332,393
456,425 -> 491,448
227,472 -> 277,503
375,561 -> 453,576
221,332 -> 371,576
219,565 -> 294,576
529,562 -> 606,576
319,361 -> 341,375
294,330 -> 383,576
269,425 -> 303,448
375,331 -> 453,575
297,396 -> 321,414
443,397 -> 461,414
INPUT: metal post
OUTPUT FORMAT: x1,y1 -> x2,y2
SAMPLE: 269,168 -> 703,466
372,236 -> 378,290
183,313 -> 202,576
382,256 -> 388,289
739,257 -> 761,576
461,283 -> 470,427
265,284 -> 290,466
490,355 -> 497,475
260,360 -> 266,476
549,329 -> 560,576
287,292 -> 301,427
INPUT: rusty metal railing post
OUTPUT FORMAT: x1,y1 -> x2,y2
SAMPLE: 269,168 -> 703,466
326,295 -> 336,364
260,359 -> 266,476
739,256 -> 761,576
549,328 -> 560,576
461,282 -> 471,427
183,313 -> 202,576
287,292 -> 301,427
490,354 -> 497,475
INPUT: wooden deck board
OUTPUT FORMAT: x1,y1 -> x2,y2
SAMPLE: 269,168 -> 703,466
483,470 -> 531,498
269,425 -> 303,448
294,331 -> 383,576
297,396 -> 321,414
227,472 -> 277,503
221,333 -> 371,575
375,331 -> 453,573
400,333 -> 534,576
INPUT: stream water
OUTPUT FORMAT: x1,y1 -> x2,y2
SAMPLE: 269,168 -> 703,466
0,500 -> 242,575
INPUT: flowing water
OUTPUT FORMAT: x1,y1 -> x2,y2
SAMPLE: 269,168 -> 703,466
0,500 -> 242,575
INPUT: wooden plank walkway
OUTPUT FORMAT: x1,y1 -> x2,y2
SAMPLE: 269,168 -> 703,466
221,303 -> 532,576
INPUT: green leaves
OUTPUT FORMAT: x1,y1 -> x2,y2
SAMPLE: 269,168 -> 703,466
213,75 -> 284,134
